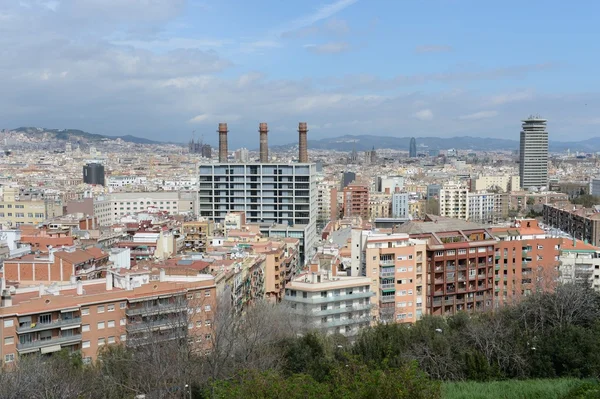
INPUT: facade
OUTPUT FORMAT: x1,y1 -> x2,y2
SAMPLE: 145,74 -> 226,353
0,271 -> 216,367
94,192 -> 197,226
558,240 -> 600,290
380,176 -> 405,194
83,163 -> 105,186
590,178 -> 600,197
519,116 -> 549,189
283,271 -> 375,338
491,219 -> 561,306
467,192 -> 495,224
543,204 -> 600,247
362,232 -> 427,323
198,163 -> 317,264
343,184 -> 369,220
0,187 -> 63,228
472,175 -> 519,192
341,171 -> 356,189
391,193 -> 409,218
409,137 -> 417,158
427,184 -> 441,199
182,220 -> 214,253
439,183 -> 469,220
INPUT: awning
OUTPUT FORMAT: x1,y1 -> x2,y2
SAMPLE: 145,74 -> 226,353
60,307 -> 79,313
129,296 -> 158,303
41,345 -> 62,354
60,325 -> 80,331
18,316 -> 32,323
381,289 -> 396,293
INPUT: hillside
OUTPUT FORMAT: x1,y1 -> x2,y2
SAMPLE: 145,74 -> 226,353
271,134 -> 600,152
11,127 -> 161,144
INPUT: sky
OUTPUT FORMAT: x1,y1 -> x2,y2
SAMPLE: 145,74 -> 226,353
1,0 -> 599,146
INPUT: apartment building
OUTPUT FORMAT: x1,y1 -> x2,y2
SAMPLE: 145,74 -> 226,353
391,193 -> 409,218
472,175 -> 519,192
94,192 -> 197,226
439,183 -> 469,220
283,271 -> 375,338
519,116 -> 549,189
361,232 -> 427,323
468,192 -> 495,224
198,163 -> 317,264
396,217 -> 498,316
558,239 -> 600,290
509,192 -> 568,211
182,220 -> 214,253
543,203 -> 600,247
343,184 -> 369,220
491,219 -> 561,306
0,187 -> 63,227
0,271 -> 216,366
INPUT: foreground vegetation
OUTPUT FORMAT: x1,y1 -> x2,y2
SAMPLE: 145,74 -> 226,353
2,284 -> 600,398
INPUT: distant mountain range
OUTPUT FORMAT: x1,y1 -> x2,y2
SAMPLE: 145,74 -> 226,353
10,127 -> 161,145
272,135 -> 600,153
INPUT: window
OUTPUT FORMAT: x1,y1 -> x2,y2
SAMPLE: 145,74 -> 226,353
205,320 -> 212,326
4,336 -> 14,345
38,314 -> 51,324
3,319 -> 13,328
120,334 -> 126,342
204,305 -> 211,312
205,334 -> 211,340
98,338 -> 105,346
205,290 -> 211,297
119,302 -> 126,309
108,336 -> 115,344
82,341 -> 90,349
82,308 -> 89,316
4,354 -> 14,363
196,320 -> 202,328
107,304 -> 115,312
97,322 -> 105,330
82,324 -> 90,332
97,305 -> 104,313
107,320 -> 115,328
120,318 -> 126,326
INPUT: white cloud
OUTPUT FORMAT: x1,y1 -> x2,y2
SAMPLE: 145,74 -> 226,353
414,45 -> 453,54
414,109 -> 433,121
286,0 -> 358,33
488,89 -> 534,105
304,42 -> 350,54
458,110 -> 499,120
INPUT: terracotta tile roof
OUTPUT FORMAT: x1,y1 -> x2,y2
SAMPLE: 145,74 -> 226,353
85,247 -> 108,260
54,249 -> 94,265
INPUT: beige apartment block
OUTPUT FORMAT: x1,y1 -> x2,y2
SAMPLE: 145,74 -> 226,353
363,232 -> 427,324
0,187 -> 63,228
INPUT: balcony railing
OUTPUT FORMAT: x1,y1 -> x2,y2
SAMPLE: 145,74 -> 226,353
322,316 -> 372,328
380,283 -> 395,290
17,334 -> 82,352
17,317 -> 81,334
379,270 -> 395,278
284,291 -> 375,304
313,304 -> 373,316
379,259 -> 395,266
126,304 -> 187,317
126,319 -> 187,333
380,296 -> 395,303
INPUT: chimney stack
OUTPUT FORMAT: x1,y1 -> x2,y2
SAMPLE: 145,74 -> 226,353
259,122 -> 269,163
76,280 -> 83,295
298,122 -> 308,163
218,123 -> 228,163
106,272 -> 113,291
39,283 -> 45,297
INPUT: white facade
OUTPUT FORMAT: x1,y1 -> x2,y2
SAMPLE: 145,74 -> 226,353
467,192 -> 495,224
519,117 -> 549,189
380,176 -> 404,194
283,272 -> 375,338
391,193 -> 409,218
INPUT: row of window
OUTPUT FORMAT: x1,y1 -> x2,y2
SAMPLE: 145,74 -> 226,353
0,213 -> 44,218
81,302 -> 125,315
0,204 -> 25,209
83,335 -> 123,348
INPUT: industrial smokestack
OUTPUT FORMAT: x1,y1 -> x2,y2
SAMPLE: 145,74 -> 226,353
218,123 -> 228,163
298,122 -> 308,163
259,122 -> 269,163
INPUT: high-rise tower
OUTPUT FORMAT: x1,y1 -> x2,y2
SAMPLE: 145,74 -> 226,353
519,116 -> 548,189
409,137 -> 417,158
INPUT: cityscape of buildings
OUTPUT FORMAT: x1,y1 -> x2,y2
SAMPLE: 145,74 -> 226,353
1,115 -> 600,368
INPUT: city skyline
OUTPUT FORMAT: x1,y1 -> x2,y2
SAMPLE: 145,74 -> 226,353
1,1 -> 600,146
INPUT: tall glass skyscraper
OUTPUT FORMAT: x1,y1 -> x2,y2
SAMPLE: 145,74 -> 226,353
409,137 -> 417,158
519,116 -> 548,189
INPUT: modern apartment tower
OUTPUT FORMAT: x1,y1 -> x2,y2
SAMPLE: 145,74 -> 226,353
519,116 -> 549,189
199,123 -> 317,264
409,137 -> 417,158
83,163 -> 105,186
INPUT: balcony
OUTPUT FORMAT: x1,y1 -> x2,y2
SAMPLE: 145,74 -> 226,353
126,319 -> 188,333
322,316 -> 372,328
379,270 -> 395,278
314,304 -> 373,316
17,334 -> 82,353
380,296 -> 395,303
17,317 -> 81,334
380,283 -> 395,290
126,303 -> 187,317
379,259 -> 395,266
285,291 -> 375,304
